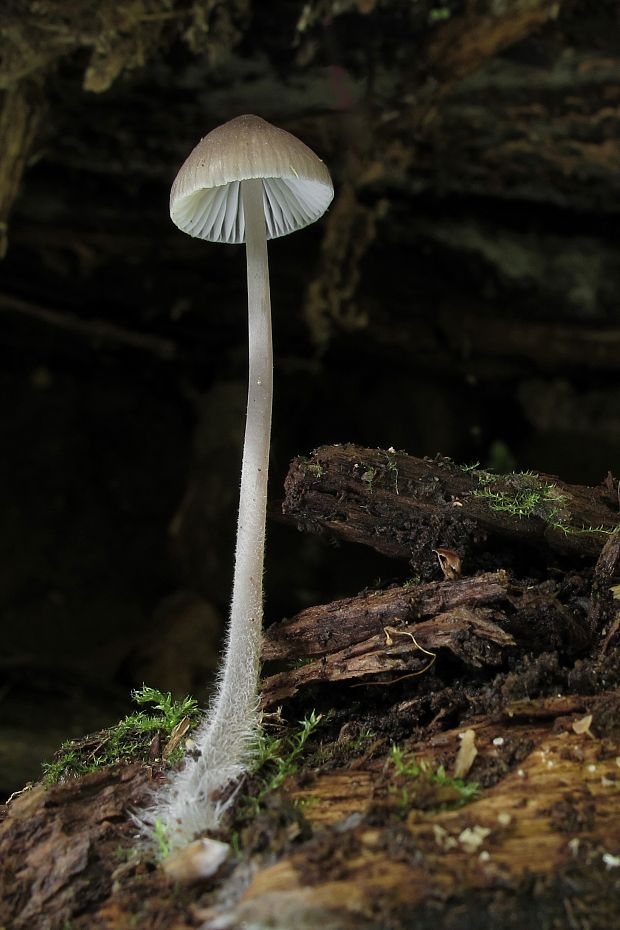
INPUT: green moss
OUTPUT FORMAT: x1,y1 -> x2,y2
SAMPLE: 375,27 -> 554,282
152,817 -> 172,859
352,451 -> 400,494
552,521 -> 620,538
471,468 -> 619,538
403,575 -> 422,589
297,456 -> 324,478
244,711 -> 323,814
459,461 -> 481,473
360,466 -> 377,487
473,470 -> 568,522
347,727 -> 376,752
41,686 -> 200,785
389,744 -> 479,814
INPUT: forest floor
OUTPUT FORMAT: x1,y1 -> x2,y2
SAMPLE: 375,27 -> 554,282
1,445 -> 619,930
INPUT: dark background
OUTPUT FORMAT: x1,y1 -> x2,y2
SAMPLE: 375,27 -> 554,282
1,0 -> 619,796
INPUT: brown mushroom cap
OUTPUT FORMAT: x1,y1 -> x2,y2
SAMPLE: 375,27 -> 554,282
169,114 -> 334,245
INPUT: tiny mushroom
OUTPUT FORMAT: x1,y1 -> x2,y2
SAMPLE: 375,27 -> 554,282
139,115 -> 333,852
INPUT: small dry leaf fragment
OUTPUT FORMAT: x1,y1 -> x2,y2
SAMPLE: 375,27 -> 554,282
162,837 -> 230,883
572,714 -> 594,738
433,547 -> 462,579
454,728 -> 477,779
162,716 -> 193,761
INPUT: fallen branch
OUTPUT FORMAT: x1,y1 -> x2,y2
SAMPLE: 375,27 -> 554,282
0,292 -> 177,360
262,606 -> 515,705
262,566 -> 597,705
283,444 -> 619,569
263,570 -> 512,662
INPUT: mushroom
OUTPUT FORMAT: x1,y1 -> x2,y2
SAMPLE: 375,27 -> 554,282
138,115 -> 333,851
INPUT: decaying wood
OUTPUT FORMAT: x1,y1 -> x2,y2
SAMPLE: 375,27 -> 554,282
262,566 -> 609,707
0,765 -> 156,930
264,449 -> 618,705
1,450 -> 619,929
283,444 -> 619,569
263,605 -> 515,704
260,569 -> 593,705
262,571 -> 524,704
210,704 -> 620,930
264,571 -> 513,662
3,693 -> 619,930
0,80 -> 42,258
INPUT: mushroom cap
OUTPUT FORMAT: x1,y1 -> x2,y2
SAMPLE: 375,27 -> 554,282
169,114 -> 334,244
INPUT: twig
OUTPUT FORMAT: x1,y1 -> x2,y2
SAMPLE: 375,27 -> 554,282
0,292 -> 177,360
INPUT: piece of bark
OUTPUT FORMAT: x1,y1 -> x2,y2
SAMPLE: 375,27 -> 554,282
261,564 -> 596,706
196,701 -> 620,930
262,606 -> 515,705
589,532 -> 620,647
283,444 -> 619,570
3,688 -> 619,930
263,570 -> 512,662
0,765 -> 159,930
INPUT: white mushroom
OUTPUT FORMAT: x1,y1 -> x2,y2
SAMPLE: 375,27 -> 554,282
137,115 -> 333,852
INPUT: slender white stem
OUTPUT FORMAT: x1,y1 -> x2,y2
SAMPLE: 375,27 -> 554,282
136,179 -> 273,851
213,178 -> 273,730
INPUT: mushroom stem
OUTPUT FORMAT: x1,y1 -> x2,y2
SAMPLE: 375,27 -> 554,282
135,180 -> 273,851
198,179 -> 272,755
193,179 -> 272,787
215,177 -> 273,728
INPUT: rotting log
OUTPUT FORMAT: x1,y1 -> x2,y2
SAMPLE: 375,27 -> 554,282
262,539 -> 620,706
260,573 -> 587,706
1,451 -> 619,929
268,447 -> 619,707
264,571 -> 515,662
282,444 -> 619,572
0,765 -> 158,930
3,695 -> 619,930
201,706 -> 620,930
262,604 -> 516,704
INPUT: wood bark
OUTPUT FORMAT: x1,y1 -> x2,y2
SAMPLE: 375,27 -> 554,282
3,445 -> 618,929
282,444 -> 619,567
211,701 -> 620,930
260,567 -> 592,705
